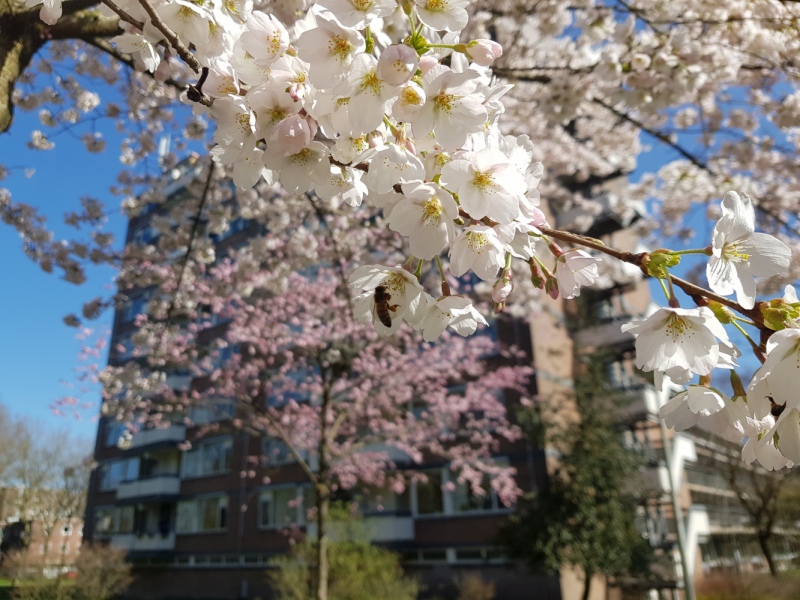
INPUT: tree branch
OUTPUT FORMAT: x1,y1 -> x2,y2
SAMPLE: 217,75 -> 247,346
591,97 -> 714,175
136,0 -> 200,73
83,37 -> 185,91
100,0 -> 143,31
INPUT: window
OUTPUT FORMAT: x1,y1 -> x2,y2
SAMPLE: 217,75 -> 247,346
131,225 -> 158,247
94,506 -> 134,536
452,479 -> 494,513
212,217 -> 250,242
114,333 -> 135,361
416,471 -> 444,515
99,458 -> 140,491
182,438 -> 233,478
60,543 -> 69,555
188,400 -> 236,425
105,421 -> 128,447
176,495 -> 229,533
262,438 -> 309,467
258,486 -> 312,529
121,294 -> 151,324
352,483 -> 411,514
39,544 -> 44,555
62,524 -> 73,536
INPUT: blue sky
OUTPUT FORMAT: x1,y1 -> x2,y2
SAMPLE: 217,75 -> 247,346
0,107 -> 128,440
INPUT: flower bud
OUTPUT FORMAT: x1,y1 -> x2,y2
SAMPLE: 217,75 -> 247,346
492,277 -> 513,304
418,55 -> 439,75
466,40 -> 503,67
642,251 -> 680,279
272,114 -> 311,155
288,83 -> 306,101
377,44 -> 419,86
545,275 -> 559,300
529,260 -> 545,289
707,300 -> 734,324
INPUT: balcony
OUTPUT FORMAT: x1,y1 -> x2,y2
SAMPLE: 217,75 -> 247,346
573,316 -> 635,349
110,532 -> 176,552
129,425 -> 186,449
117,475 -> 181,501
307,516 -> 415,542
364,516 -> 414,542
554,191 -> 643,237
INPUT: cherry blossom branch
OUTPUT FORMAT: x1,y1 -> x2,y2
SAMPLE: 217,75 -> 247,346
590,97 -> 714,175
84,38 -> 185,90
136,0 -> 201,73
258,406 -> 319,485
101,0 -> 143,31
537,226 -> 766,327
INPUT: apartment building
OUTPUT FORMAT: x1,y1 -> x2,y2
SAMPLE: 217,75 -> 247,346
84,155 -> 793,600
555,180 -> 800,595
83,155 -> 564,600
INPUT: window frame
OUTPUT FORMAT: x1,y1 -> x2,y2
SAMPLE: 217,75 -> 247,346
181,436 -> 233,479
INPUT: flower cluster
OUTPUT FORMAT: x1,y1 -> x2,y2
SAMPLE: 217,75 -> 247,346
28,0 -> 800,473
619,192 -> 796,470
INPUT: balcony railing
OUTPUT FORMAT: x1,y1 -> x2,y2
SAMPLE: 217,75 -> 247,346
129,425 -> 186,449
117,475 -> 181,500
110,532 -> 176,552
573,317 -> 635,349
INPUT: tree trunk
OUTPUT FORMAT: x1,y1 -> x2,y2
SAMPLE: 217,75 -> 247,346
758,533 -> 778,576
0,29 -> 42,134
315,381 -> 332,600
316,483 -> 330,600
581,569 -> 593,600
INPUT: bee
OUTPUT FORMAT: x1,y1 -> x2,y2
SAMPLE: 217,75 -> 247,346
374,285 -> 400,328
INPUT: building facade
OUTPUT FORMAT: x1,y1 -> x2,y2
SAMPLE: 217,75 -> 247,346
83,157 -> 794,600
83,156 -> 564,599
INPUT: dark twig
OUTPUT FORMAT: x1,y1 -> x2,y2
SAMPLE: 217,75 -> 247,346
136,0 -> 201,73
101,0 -> 144,31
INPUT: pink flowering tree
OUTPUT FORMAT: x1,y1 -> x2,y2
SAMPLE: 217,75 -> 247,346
83,165 -> 529,600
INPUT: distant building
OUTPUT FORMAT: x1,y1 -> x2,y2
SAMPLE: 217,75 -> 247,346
0,486 -> 84,576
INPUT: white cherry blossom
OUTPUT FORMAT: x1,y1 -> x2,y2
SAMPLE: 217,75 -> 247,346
393,83 -> 427,122
318,0 -> 395,30
297,13 -> 366,89
621,307 -> 733,382
440,147 -> 526,225
316,166 -> 368,207
555,250 -> 600,299
211,97 -> 256,146
747,328 -> 800,411
363,144 -> 425,194
377,45 -> 419,86
112,34 -> 161,73
337,54 -> 399,136
349,265 -> 428,335
449,225 -> 505,281
707,191 -> 791,309
389,182 -> 458,259
761,408 -> 800,465
262,141 -> 330,194
413,66 -> 487,152
743,415 -> 792,471
413,0 -> 469,32
421,296 -> 487,342
239,12 -> 289,67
